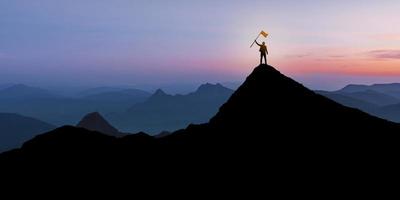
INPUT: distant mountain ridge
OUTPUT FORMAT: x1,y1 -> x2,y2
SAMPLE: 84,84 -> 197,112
316,90 -> 379,112
338,83 -> 400,99
0,85 -> 152,126
318,83 -> 400,122
318,89 -> 399,106
110,83 -> 234,133
0,84 -> 57,99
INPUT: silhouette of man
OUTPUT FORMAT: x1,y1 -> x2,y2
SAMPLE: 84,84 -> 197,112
255,40 -> 268,64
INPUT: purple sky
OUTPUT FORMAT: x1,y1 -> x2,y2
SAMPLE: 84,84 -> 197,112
1,0 -> 400,90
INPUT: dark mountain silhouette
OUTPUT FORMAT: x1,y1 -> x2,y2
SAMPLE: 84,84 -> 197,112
201,65 -> 399,136
2,64 -> 400,186
77,112 -> 126,137
0,113 -> 56,152
109,83 -> 234,133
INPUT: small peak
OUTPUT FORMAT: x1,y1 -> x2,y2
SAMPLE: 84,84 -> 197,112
198,83 -> 214,90
78,112 -> 107,125
154,89 -> 167,96
84,112 -> 102,118
148,89 -> 169,101
249,64 -> 282,77
77,112 -> 124,137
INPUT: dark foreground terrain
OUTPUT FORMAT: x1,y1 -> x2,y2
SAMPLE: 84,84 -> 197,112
2,65 -> 399,191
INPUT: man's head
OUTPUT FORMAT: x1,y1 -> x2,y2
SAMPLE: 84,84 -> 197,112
262,42 -> 265,45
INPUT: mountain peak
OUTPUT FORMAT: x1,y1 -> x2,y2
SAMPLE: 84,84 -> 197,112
148,89 -> 169,100
83,112 -> 102,119
77,112 -> 125,137
196,83 -> 225,92
153,89 -> 167,96
209,64 -> 398,133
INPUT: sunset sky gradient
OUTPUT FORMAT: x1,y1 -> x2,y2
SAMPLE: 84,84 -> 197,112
1,0 -> 400,90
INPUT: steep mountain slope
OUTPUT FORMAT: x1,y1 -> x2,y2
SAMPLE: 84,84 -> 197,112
0,113 -> 56,152
163,65 -> 400,148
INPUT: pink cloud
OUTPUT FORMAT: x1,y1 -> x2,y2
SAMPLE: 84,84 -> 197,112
366,50 -> 400,59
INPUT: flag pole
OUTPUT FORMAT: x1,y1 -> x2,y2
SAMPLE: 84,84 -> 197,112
250,34 -> 260,48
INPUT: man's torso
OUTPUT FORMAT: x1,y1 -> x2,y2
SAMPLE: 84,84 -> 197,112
259,45 -> 267,53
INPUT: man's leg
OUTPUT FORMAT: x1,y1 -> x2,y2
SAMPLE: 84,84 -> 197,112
261,53 -> 266,64
264,54 -> 267,64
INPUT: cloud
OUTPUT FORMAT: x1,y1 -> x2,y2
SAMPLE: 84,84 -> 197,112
366,50 -> 400,60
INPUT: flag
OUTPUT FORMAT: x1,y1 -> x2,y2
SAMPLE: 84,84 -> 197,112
260,30 -> 268,37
